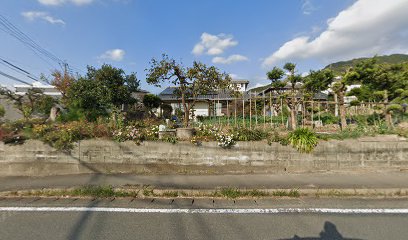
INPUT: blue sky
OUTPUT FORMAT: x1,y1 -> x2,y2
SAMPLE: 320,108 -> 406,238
1,0 -> 407,93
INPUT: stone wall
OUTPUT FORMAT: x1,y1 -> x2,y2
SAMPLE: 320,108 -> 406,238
0,135 -> 407,176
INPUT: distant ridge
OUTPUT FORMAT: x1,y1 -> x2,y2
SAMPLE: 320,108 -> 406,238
324,54 -> 408,74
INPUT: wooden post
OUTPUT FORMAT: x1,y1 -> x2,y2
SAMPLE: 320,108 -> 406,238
242,97 -> 245,128
227,100 -> 229,127
269,91 -> 273,128
263,92 -> 266,129
280,98 -> 284,127
218,95 -> 221,126
249,93 -> 252,129
235,98 -> 237,127
311,100 -> 314,128
255,91 -> 258,127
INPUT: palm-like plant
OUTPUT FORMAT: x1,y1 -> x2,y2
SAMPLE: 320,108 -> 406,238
287,128 -> 318,153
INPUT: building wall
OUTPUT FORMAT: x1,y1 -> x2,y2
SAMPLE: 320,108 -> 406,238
193,102 -> 210,116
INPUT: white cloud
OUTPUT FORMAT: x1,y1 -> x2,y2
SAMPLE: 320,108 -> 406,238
302,0 -> 317,15
22,11 -> 65,25
262,0 -> 408,67
229,73 -> 239,79
192,32 -> 238,56
38,0 -> 93,6
212,54 -> 248,64
99,49 -> 126,61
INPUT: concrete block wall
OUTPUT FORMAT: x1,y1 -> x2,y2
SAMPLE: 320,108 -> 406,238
0,136 -> 407,176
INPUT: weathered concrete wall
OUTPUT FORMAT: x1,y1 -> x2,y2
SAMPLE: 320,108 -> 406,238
0,135 -> 407,176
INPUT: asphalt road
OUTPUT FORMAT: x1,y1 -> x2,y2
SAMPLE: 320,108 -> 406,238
2,172 -> 408,191
1,198 -> 408,240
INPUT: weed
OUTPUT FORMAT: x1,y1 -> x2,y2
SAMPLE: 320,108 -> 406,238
72,185 -> 116,198
162,191 -> 179,198
143,188 -> 154,197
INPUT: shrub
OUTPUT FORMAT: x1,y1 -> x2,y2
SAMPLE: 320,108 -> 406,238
216,132 -> 236,149
112,126 -> 144,144
144,125 -> 159,140
161,104 -> 172,119
287,128 -> 318,153
195,123 -> 218,140
161,136 -> 178,144
267,131 -> 289,146
0,105 -> 5,118
36,121 -> 95,151
57,106 -> 86,122
231,127 -> 268,141
387,104 -> 403,113
314,113 -> 339,125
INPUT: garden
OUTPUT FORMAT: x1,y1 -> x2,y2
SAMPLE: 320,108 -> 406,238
0,56 -> 407,154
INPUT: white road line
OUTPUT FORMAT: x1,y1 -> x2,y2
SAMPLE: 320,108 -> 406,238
0,207 -> 408,214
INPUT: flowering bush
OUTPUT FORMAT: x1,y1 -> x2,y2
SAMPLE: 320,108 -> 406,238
195,123 -> 219,140
112,126 -> 144,143
144,125 -> 159,140
215,132 -> 236,149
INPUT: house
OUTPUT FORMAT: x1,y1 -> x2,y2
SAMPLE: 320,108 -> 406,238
14,81 -> 62,97
158,80 -> 250,117
254,82 -> 328,101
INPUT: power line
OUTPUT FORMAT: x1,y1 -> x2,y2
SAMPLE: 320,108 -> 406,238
0,15 -> 64,64
0,70 -> 32,85
0,14 -> 66,71
0,14 -> 85,78
0,57 -> 40,81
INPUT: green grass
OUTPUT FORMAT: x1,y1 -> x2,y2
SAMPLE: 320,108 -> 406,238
162,191 -> 180,198
218,188 -> 299,199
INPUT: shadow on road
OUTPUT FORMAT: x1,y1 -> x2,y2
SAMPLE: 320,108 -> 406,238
277,221 -> 364,240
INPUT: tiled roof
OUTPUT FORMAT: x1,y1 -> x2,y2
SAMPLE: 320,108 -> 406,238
159,87 -> 248,101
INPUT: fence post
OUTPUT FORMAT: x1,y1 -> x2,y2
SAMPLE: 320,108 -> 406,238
249,93 -> 252,129
255,91 -> 258,127
270,91 -> 273,128
242,97 -> 245,128
235,98 -> 237,127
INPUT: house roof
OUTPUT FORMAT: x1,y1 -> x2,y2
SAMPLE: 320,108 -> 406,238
159,87 -> 245,101
232,79 -> 249,84
159,84 -> 328,101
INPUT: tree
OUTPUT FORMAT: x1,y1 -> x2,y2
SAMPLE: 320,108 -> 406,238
302,69 -> 334,124
347,58 -> 408,126
48,68 -> 75,103
303,69 -> 334,94
143,94 -> 161,116
266,63 -> 302,130
266,67 -> 285,119
146,54 -> 232,126
66,64 -> 140,120
332,69 -> 359,130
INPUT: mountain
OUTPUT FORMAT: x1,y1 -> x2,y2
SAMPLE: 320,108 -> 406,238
324,54 -> 408,75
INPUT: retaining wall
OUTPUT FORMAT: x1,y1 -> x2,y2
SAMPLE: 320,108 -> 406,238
0,135 -> 407,176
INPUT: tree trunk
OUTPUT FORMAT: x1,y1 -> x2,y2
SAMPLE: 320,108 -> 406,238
290,95 -> 297,130
290,107 -> 296,130
338,91 -> 347,130
181,92 -> 189,127
384,90 -> 392,128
